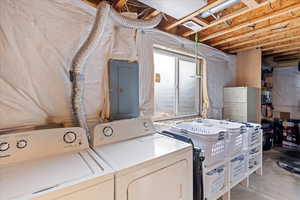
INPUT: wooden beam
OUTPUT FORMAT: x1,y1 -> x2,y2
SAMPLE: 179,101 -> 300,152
274,55 -> 300,60
82,0 -> 97,7
198,3 -> 300,42
221,26 -> 300,50
229,34 -> 300,53
192,17 -> 209,27
182,0 -> 278,37
165,0 -> 228,30
144,10 -> 160,20
213,16 -> 300,47
241,0 -> 259,8
113,0 -> 128,11
263,41 -> 300,51
273,50 -> 300,57
264,46 -> 300,55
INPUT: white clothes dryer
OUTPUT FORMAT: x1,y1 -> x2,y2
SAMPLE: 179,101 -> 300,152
90,118 -> 193,200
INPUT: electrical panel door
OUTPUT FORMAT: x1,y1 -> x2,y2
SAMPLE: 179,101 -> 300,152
109,60 -> 139,120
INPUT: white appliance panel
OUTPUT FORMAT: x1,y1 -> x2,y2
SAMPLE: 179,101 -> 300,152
91,118 -> 155,147
128,160 -> 189,200
0,128 -> 88,166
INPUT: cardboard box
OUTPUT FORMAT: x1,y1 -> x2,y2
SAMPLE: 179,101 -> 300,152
273,111 -> 290,120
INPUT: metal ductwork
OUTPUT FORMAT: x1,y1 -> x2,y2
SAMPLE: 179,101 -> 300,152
199,0 -> 241,18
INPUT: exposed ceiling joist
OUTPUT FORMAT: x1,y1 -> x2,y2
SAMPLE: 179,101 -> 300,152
144,10 -> 160,20
230,34 -> 300,53
212,16 -> 300,47
182,0 -> 278,37
273,50 -> 300,57
263,41 -> 300,51
113,0 -> 128,11
164,0 -> 228,31
274,55 -> 300,61
192,17 -> 209,27
198,2 -> 300,42
264,46 -> 300,55
221,26 -> 300,50
241,0 -> 259,8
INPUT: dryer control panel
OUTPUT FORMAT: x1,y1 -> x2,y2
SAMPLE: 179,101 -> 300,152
91,118 -> 155,147
0,127 -> 89,166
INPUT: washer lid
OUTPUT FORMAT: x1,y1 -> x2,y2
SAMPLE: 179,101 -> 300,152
94,134 -> 191,172
0,151 -> 108,200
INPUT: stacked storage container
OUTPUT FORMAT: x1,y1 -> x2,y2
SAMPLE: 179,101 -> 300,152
171,122 -> 229,200
196,119 -> 247,187
165,119 -> 263,200
242,122 -> 263,175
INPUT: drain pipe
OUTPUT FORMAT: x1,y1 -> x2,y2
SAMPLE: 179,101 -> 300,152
199,0 -> 241,18
71,2 -> 162,138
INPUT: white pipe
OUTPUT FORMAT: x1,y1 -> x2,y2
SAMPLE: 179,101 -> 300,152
200,0 -> 241,18
70,2 -> 111,138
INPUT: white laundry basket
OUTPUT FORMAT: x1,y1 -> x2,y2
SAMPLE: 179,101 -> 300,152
230,154 -> 247,186
204,164 -> 228,199
171,122 -> 227,167
248,146 -> 261,171
197,119 -> 245,158
245,122 -> 262,149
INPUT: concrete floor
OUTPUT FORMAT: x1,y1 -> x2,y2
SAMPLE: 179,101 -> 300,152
231,149 -> 300,200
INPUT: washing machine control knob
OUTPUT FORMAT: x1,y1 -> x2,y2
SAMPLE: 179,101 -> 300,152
63,132 -> 77,144
0,142 -> 10,152
17,140 -> 27,149
103,127 -> 113,137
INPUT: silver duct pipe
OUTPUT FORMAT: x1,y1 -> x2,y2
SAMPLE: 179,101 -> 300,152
200,0 -> 241,18
71,2 -> 111,138
71,2 -> 162,138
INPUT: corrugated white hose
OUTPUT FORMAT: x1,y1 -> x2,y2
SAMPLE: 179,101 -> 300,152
71,2 -> 110,138
71,2 -> 162,138
109,6 -> 163,29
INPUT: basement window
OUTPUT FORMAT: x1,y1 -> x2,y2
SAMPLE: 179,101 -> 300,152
154,48 -> 202,120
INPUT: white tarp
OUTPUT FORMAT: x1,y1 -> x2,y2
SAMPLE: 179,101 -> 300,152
0,0 -> 236,131
273,66 -> 300,119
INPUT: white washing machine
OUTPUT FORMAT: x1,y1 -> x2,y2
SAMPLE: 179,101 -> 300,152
0,127 -> 114,200
90,118 -> 193,200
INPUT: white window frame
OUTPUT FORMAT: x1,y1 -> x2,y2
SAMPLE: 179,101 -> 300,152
153,46 -> 204,121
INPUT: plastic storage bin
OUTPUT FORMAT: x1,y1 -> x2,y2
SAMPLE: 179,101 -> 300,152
197,119 -> 245,157
204,164 -> 228,199
171,122 -> 227,167
230,154 -> 246,186
243,122 -> 262,149
248,146 -> 261,171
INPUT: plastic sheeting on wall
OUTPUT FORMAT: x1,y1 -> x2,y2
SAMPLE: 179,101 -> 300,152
0,0 -> 236,131
273,67 -> 300,119
0,0 -> 139,131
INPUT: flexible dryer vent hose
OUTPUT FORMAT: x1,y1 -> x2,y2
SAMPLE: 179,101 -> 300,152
70,2 -> 162,138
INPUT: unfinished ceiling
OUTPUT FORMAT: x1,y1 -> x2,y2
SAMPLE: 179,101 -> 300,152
83,0 -> 300,61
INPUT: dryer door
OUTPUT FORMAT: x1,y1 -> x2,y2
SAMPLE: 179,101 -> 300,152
127,160 -> 189,200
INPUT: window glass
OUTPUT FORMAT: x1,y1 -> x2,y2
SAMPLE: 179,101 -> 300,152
154,49 -> 202,119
